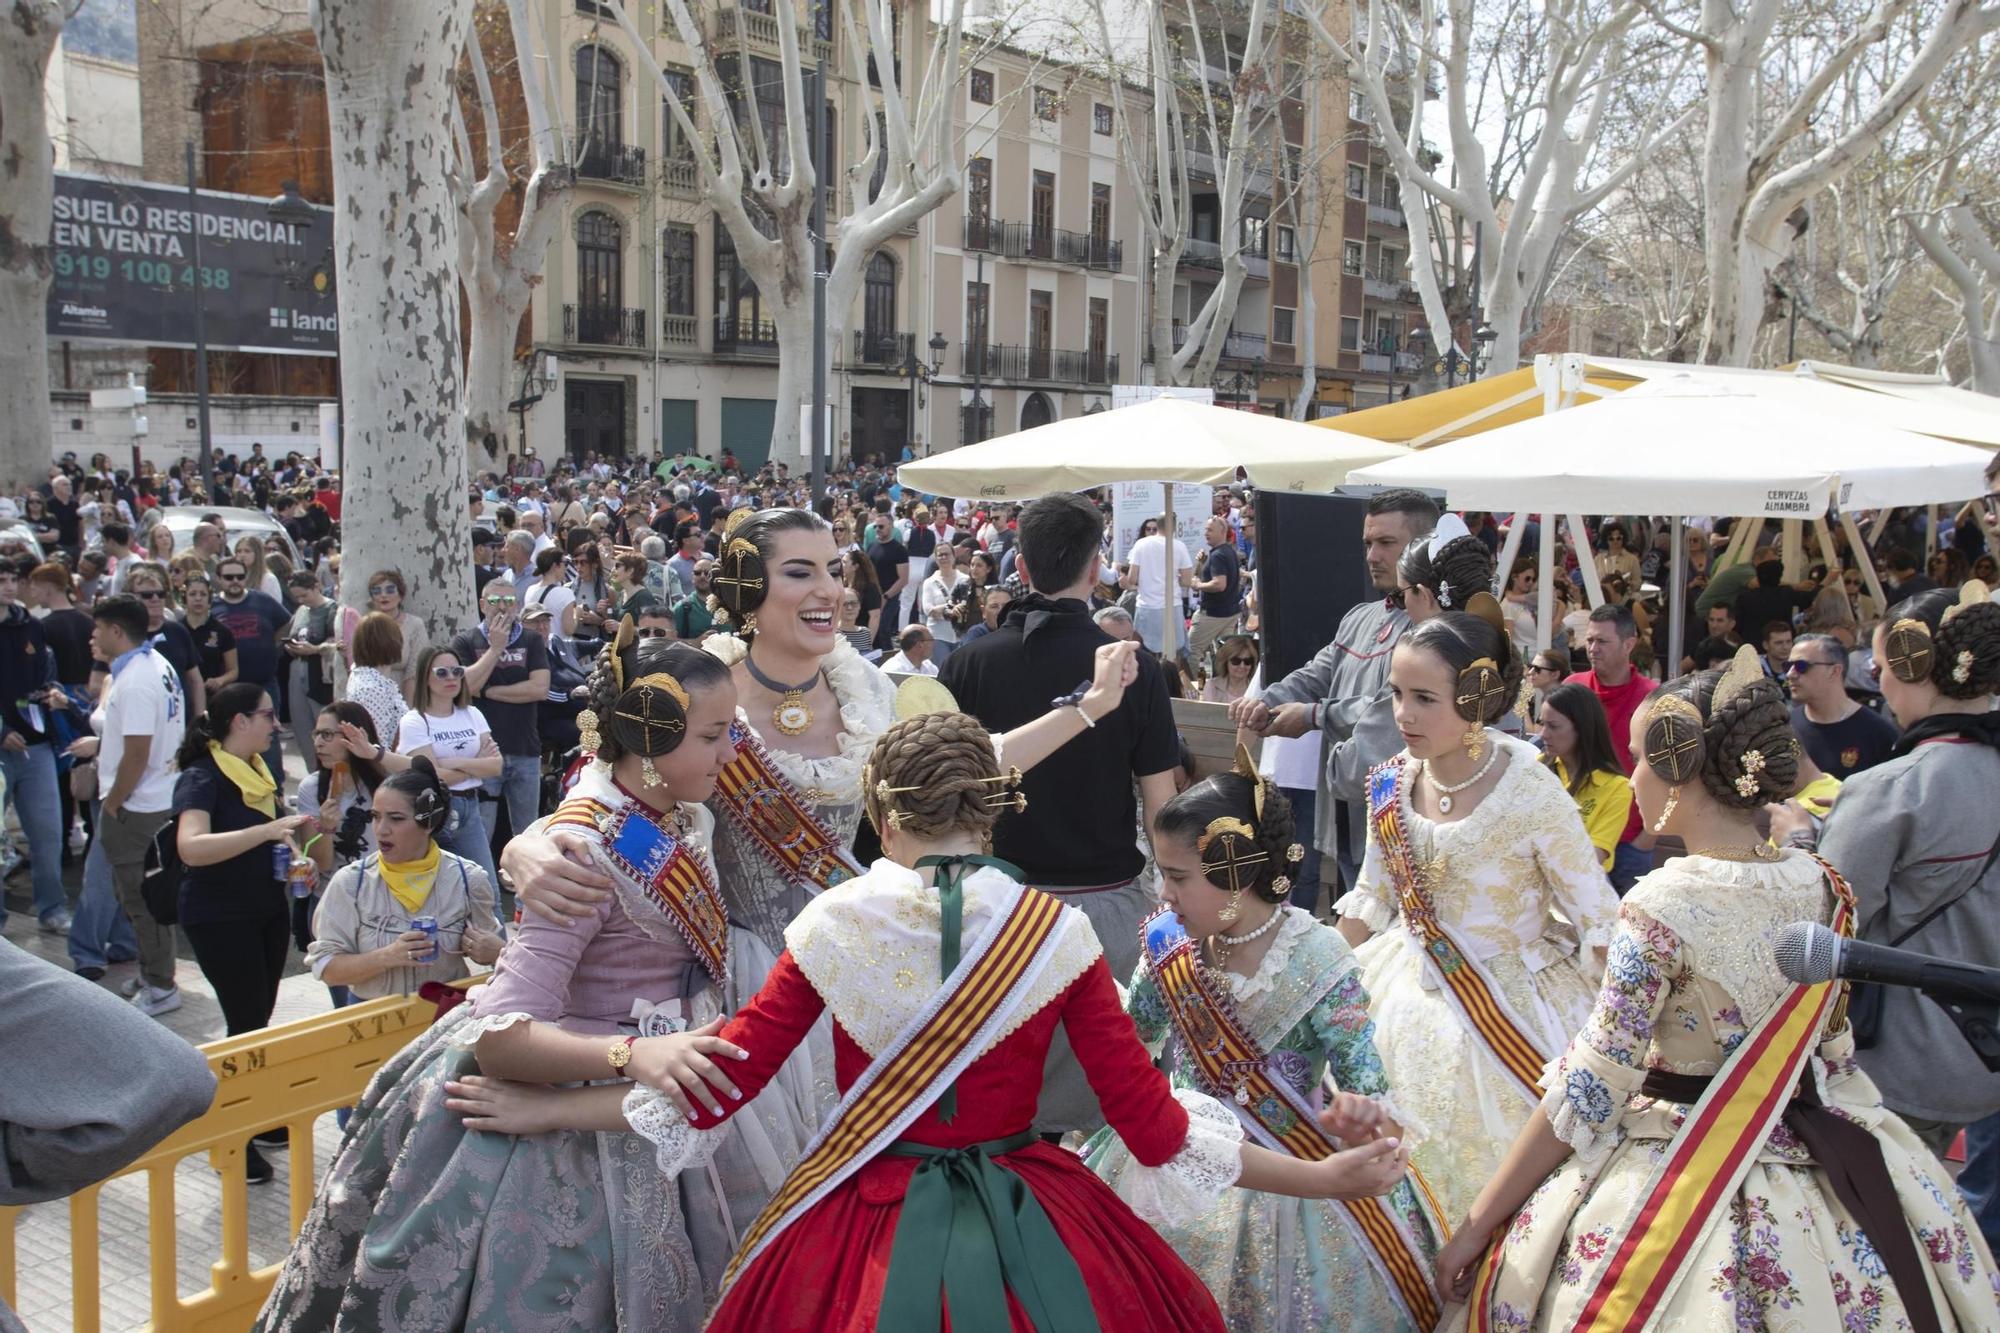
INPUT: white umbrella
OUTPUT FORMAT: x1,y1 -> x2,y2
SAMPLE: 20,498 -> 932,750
1346,373 -> 1991,517
897,397 -> 1410,501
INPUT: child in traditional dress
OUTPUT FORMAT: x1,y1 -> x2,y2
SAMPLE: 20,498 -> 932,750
451,677 -> 1415,1331
1087,754 -> 1444,1331
255,642 -> 818,1333
1434,645 -> 2000,1330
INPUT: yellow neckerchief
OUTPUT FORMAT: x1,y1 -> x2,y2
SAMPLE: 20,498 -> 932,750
378,842 -> 442,915
208,741 -> 277,817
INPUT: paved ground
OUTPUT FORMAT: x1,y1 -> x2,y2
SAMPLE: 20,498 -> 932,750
3,811 -> 347,1332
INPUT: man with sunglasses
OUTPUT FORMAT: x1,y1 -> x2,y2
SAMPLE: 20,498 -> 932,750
451,579 -> 551,846
671,564 -> 717,642
1787,633 -> 1897,780
209,557 -> 290,786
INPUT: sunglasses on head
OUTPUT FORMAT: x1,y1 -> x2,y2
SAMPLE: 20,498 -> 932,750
431,664 -> 466,679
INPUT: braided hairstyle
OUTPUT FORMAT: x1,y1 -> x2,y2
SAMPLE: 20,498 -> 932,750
1401,606 -> 1524,727
379,755 -> 452,833
1883,587 -> 2000,700
862,711 -> 1015,842
581,639 -> 731,762
709,507 -> 830,637
1154,772 -> 1300,904
1646,664 -> 1801,810
1399,532 -> 1497,613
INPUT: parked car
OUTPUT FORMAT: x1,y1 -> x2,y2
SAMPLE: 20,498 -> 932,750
0,521 -> 47,564
143,506 -> 302,566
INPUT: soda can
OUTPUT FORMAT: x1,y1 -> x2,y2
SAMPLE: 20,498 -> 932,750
273,841 -> 293,883
410,914 -> 440,964
286,855 -> 317,900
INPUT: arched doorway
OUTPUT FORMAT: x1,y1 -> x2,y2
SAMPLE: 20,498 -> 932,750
1020,392 -> 1055,431
574,211 -> 624,344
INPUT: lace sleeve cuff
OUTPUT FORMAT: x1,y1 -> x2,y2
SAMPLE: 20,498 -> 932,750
621,1085 -> 723,1177
445,1010 -> 536,1050
1537,1049 -> 1642,1168
1331,887 -> 1396,936
1111,1089 -> 1244,1228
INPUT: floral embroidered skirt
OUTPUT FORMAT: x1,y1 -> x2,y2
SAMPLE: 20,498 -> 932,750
1446,1103 -> 2000,1332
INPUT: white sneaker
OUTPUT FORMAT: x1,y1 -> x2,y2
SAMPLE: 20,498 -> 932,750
131,985 -> 182,1017
68,825 -> 87,856
117,976 -> 145,998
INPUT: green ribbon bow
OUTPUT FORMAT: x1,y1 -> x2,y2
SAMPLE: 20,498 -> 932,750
913,853 -> 1024,1124
877,1131 -> 1100,1333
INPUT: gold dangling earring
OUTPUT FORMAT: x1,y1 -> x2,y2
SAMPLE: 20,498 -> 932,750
1652,785 -> 1678,834
1463,722 -> 1485,762
1218,884 -> 1242,924
640,756 -> 665,789
742,611 -> 759,636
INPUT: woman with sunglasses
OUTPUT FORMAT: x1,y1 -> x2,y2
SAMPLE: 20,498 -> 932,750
395,645 -> 502,884
340,569 -> 427,703
1200,634 -> 1259,703
568,543 -> 611,659
1524,650 -> 1567,730
174,683 -> 316,1184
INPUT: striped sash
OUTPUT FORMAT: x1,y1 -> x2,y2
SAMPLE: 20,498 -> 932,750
1469,860 -> 1859,1333
548,795 -> 729,984
712,718 -> 864,895
1143,909 -> 1443,1330
1367,757 -> 1549,1101
720,883 -> 1071,1294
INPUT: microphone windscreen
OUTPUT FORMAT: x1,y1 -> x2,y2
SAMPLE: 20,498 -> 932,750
1774,921 -> 1840,985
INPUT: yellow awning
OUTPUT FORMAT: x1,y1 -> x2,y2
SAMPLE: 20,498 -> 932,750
1313,365 -> 1644,447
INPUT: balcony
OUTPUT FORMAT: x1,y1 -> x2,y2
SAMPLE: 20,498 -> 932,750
851,330 -> 914,368
1363,274 -> 1402,302
573,141 -> 647,186
1221,329 -> 1267,362
1180,236 -> 1224,270
660,313 -> 699,349
1367,200 -> 1406,229
564,303 -> 648,348
1360,352 -> 1393,374
959,341 -> 1120,385
711,3 -> 833,65
714,315 -> 780,355
1182,147 -> 1274,197
961,216 -> 1124,272
660,156 -> 701,200
959,401 -> 994,445
1395,350 -> 1424,373
1243,251 -> 1269,281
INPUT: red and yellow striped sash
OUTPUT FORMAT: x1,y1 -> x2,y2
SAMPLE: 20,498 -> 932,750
1471,863 -> 1858,1333
712,719 -> 864,896
549,795 -> 729,984
1367,758 -> 1548,1100
1145,911 -> 1442,1330
722,887 -> 1067,1290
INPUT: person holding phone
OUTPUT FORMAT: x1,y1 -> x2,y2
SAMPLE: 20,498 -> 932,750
450,581 -> 551,848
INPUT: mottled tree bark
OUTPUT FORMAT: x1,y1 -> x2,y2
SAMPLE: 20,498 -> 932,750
0,1 -> 71,492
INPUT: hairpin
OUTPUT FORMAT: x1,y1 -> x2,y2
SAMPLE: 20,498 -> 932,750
1734,748 -> 1766,799
1955,649 -> 1976,685
632,671 -> 689,710
1883,617 -> 1935,684
982,791 -> 1029,813
1642,692 -> 1707,784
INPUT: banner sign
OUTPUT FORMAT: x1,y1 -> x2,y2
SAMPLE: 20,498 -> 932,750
46,172 -> 339,356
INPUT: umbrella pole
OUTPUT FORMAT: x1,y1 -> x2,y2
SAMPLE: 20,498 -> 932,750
1668,516 -> 1687,680
1840,509 -> 1891,619
1536,515 -> 1555,653
1569,513 -> 1605,610
1163,484 -> 1179,665
1781,519 -> 1806,583
1493,518 -> 1526,596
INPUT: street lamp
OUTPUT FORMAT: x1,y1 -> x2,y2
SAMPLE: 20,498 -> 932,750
510,356 -> 553,462
903,332 -> 946,459
1410,320 -> 1498,389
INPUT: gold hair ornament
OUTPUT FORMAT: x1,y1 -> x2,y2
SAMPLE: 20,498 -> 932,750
1197,817 -> 1269,898
1642,692 -> 1707,785
1883,618 -> 1935,684
633,672 -> 689,710
1230,741 -> 1267,823
1733,748 -> 1767,800
1712,644 -> 1768,714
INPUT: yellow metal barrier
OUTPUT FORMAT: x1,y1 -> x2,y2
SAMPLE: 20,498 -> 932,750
0,983 -> 470,1332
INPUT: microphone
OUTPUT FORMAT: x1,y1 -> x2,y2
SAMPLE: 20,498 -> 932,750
1775,922 -> 2000,1006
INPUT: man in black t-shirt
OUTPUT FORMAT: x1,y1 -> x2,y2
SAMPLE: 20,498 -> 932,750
940,491 -> 1180,1136
1787,634 -> 1898,779
1188,513 -> 1243,676
453,579 -> 551,844
46,475 -> 82,556
865,511 -> 909,652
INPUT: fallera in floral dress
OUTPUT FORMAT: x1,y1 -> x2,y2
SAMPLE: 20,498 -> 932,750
1451,851 -> 2000,1332
1085,905 -> 1442,1332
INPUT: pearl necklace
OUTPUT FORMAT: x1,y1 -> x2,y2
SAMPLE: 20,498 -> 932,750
1421,741 -> 1500,814
1211,906 -> 1283,968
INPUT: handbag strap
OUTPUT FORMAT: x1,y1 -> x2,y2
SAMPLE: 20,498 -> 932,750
1883,828 -> 2000,949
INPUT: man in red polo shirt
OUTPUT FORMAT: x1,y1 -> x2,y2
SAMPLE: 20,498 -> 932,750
1568,603 -> 1655,891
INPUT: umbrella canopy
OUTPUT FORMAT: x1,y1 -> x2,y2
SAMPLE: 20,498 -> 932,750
1345,373 -> 1991,517
896,397 -> 1410,500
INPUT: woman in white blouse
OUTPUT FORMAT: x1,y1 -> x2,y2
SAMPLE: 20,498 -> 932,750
918,542 -> 971,664
343,612 -> 408,749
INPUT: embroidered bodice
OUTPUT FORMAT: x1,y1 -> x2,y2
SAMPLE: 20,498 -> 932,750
1540,851 -> 1857,1166
1343,735 -> 1619,972
701,633 -> 895,952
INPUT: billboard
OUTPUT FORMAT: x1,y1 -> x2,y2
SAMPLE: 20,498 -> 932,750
46,171 -> 339,355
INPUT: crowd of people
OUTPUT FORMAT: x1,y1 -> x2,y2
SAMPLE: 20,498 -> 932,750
3,438 -> 1999,1331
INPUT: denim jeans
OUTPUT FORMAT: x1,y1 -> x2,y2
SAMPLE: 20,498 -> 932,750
438,791 -> 497,887
1959,1110 -> 2000,1252
0,742 -> 68,923
499,752 -> 541,846
67,801 -> 138,971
